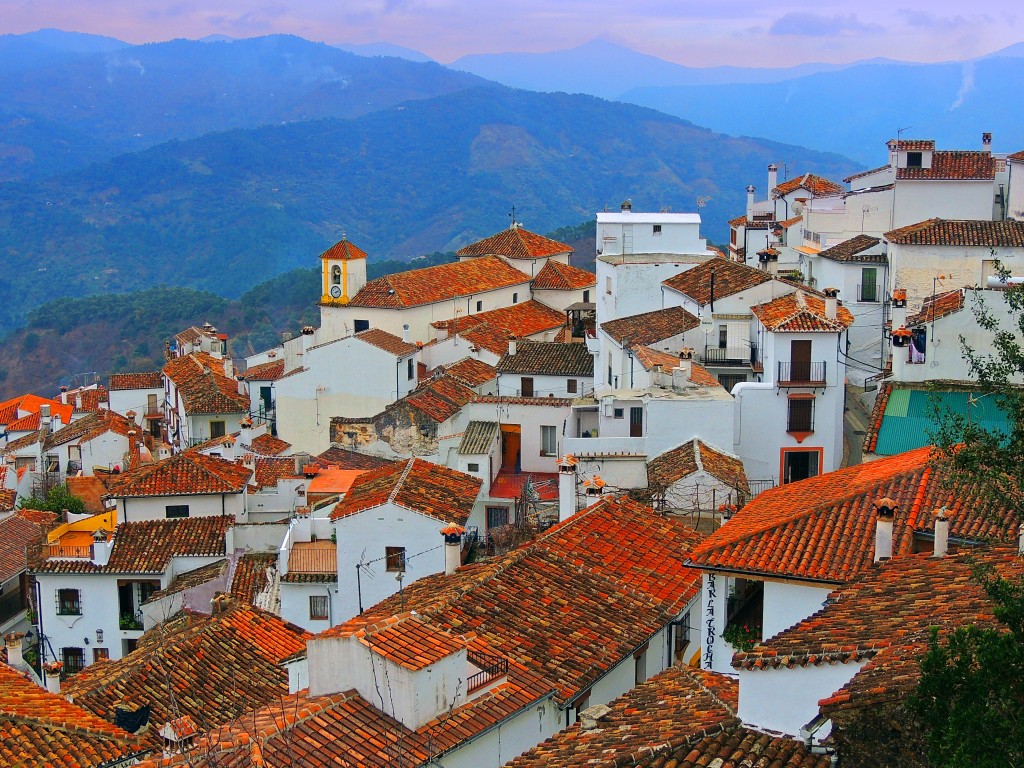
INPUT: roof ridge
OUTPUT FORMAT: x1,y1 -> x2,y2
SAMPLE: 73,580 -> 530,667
388,459 -> 418,506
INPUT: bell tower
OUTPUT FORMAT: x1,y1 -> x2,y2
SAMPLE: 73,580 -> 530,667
319,235 -> 368,306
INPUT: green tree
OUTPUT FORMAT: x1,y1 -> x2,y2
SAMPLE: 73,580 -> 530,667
18,484 -> 87,516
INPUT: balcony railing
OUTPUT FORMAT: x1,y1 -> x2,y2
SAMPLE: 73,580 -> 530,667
47,543 -> 93,559
857,283 -> 881,303
777,361 -> 827,386
467,654 -> 509,692
702,344 -> 759,367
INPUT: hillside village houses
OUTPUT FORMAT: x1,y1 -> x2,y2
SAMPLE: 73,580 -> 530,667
5,130 -> 1024,767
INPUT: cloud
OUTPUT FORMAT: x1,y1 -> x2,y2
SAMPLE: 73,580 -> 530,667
207,4 -> 288,34
898,10 -> 992,30
770,12 -> 883,37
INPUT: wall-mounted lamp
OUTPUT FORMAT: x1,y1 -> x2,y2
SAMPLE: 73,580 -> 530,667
84,637 -> 90,645
96,628 -> 104,644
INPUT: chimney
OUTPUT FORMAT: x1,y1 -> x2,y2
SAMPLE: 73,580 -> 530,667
59,385 -> 69,404
746,185 -> 756,219
873,497 -> 897,562
223,358 -> 233,378
932,508 -> 950,558
293,452 -> 311,476
301,326 -> 316,354
210,593 -> 232,615
620,199 -> 632,212
91,529 -> 113,567
43,663 -> 61,694
982,132 -> 992,153
3,632 -> 26,671
583,475 -> 605,500
508,335 -> 517,356
557,454 -> 578,522
1018,523 -> 1024,556
402,324 -> 410,344
75,392 -> 83,409
823,287 -> 839,321
441,524 -> 464,576
40,404 -> 51,435
768,164 -> 779,194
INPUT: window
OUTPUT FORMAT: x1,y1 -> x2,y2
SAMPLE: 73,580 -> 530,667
62,647 -> 85,676
309,595 -> 329,621
859,267 -> 878,302
475,300 -> 483,312
487,506 -> 509,531
540,425 -> 557,456
331,265 -> 342,285
148,393 -> 158,414
45,454 -> 59,473
165,505 -> 190,519
467,462 -> 480,473
385,546 -> 406,572
613,407 -> 624,419
521,377 -> 535,397
566,379 -> 578,394
57,588 -> 81,616
634,644 -> 649,684
354,319 -> 370,333
906,151 -> 923,168
210,420 -> 226,438
652,224 -> 662,235
407,357 -> 414,381
787,396 -> 815,433
605,276 -> 612,295
730,229 -> 737,245
782,449 -> 821,484
512,292 -> 518,304
717,373 -> 746,393
607,353 -> 613,386
718,326 -> 728,349
583,289 -> 590,303
93,648 -> 109,662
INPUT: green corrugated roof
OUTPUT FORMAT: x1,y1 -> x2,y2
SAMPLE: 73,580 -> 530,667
874,387 -> 1010,456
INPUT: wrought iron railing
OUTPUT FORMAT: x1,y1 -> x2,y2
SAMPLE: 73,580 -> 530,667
777,361 -> 826,385
702,344 -> 759,367
467,654 -> 509,692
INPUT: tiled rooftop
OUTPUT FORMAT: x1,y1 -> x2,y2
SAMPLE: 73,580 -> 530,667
314,446 -> 395,471
432,299 -> 566,340
885,218 -> 1024,247
818,234 -> 885,263
230,551 -> 277,603
403,374 -> 477,423
441,356 -> 497,387
250,432 -> 291,456
906,287 -> 965,326
532,259 -> 596,290
162,353 -> 249,414
662,259 -> 773,305
63,600 -> 310,755
287,540 -> 337,575
43,409 -> 135,451
896,151 -> 996,180
773,173 -> 845,197
689,446 -> 1021,583
105,451 -> 252,497
456,226 -> 572,260
332,612 -> 468,670
601,306 -> 700,346
109,371 -> 163,390
254,456 -> 296,489
330,458 -> 481,525
319,236 -> 368,261
648,439 -> 749,492
355,327 -> 419,356
496,340 -> 594,377
472,394 -> 573,407
0,393 -> 73,427
348,255 -> 529,308
458,420 -> 499,455
752,290 -> 854,332
240,358 -> 286,381
0,510 -> 50,582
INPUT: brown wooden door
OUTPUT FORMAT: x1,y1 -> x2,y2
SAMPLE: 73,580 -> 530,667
629,407 -> 643,437
521,377 -> 534,397
790,340 -> 812,382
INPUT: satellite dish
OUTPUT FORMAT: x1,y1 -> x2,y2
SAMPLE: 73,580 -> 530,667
699,317 -> 715,334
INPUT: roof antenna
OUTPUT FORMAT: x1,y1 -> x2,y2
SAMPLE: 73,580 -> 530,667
509,205 -> 518,229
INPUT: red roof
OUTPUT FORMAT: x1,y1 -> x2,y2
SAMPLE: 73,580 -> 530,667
906,288 -> 965,326
532,260 -> 596,290
752,290 -> 854,332
241,358 -> 285,381
0,394 -> 73,427
600,306 -> 699,346
331,612 -> 468,670
319,236 -> 368,261
355,328 -> 419,356
441,356 -> 497,387
456,226 -> 572,260
330,457 -> 481,524
109,371 -> 163,390
885,218 -> 1024,247
348,255 -> 529,308
689,447 -> 1020,583
105,452 -> 252,498
43,409 -> 135,451
163,353 -> 249,414
648,439 -> 748,491
773,173 -> 845,197
0,511 -> 49,582
896,151 -> 996,180
250,432 -> 291,456
432,299 -> 565,339
662,259 -> 773,305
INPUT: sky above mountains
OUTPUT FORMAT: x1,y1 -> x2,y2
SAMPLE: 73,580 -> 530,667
1,0 -> 1020,67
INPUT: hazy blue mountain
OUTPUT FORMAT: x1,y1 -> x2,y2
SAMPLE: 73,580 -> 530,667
17,28 -> 128,53
334,41 -> 433,62
451,39 -> 852,98
0,34 -> 485,180
0,85 -> 858,333
622,56 -> 1024,165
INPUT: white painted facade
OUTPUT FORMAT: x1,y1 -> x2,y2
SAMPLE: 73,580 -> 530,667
108,385 -> 164,431
460,400 -> 572,476
114,492 -> 246,524
1008,155 -> 1024,221
762,580 -> 834,640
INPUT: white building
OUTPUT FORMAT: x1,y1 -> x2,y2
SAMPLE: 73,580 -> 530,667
162,352 -> 249,451
108,371 -> 165,439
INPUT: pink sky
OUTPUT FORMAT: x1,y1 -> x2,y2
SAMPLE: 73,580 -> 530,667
1,0 -> 1020,66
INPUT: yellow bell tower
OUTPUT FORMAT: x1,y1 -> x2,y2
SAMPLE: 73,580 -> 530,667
319,235 -> 368,306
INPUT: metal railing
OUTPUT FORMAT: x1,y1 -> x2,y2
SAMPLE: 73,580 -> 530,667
467,654 -> 509,692
857,283 -> 881,303
777,361 -> 827,385
702,344 -> 759,367
47,543 -> 93,559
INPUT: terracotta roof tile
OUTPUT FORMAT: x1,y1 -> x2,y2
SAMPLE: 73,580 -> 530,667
106,452 -> 252,497
456,226 -> 572,260
0,664 -> 141,768
0,394 -> 71,426
532,260 -> 596,290
109,371 -> 163,390
349,255 -> 529,308
314,447 -> 395,471
355,327 -> 419,356
146,558 -> 229,603
230,552 -> 277,603
254,456 -> 295,489
1008,150 -> 1024,162
330,458 -> 481,524
773,173 -> 845,197
818,234 -> 886,263
287,540 -> 336,574
63,601 -> 309,755
633,344 -> 680,371
318,236 -> 367,261
43,409 -> 135,451
401,375 -> 477,422
34,515 -> 231,574
0,511 -> 48,582
862,380 -> 892,454
162,353 -> 249,414
432,299 -> 565,340
663,259 -> 773,305
332,612 -> 468,670
889,139 -> 936,151
896,150 -> 996,180
885,218 -> 1024,246
496,340 -> 593,377
648,439 -> 748,492
241,358 -> 286,381
752,290 -> 854,332
601,306 -> 699,346
689,447 -> 1021,583
458,420 -> 499,455
471,394 -> 573,407
441,356 -> 497,387
906,287 -> 965,326
250,432 -> 291,456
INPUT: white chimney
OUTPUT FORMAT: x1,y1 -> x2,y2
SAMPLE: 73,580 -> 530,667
91,529 -> 113,567
1018,523 -> 1024,556
583,475 -> 606,501
59,386 -> 69,404
39,404 -> 51,435
223,358 -> 234,378
823,288 -> 839,321
982,132 -> 992,153
44,665 -> 61,694
746,185 -> 756,219
508,336 -> 517,356
301,326 -> 316,354
557,455 -> 577,523
51,414 -> 63,433
441,525 -> 464,576
768,164 -> 778,193
402,324 -> 410,344
874,497 -> 897,562
933,508 -> 950,558
3,632 -> 26,671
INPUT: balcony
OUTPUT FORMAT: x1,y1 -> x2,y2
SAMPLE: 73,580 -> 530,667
857,283 -> 881,303
46,543 -> 93,560
777,361 -> 827,386
701,344 -> 759,368
467,653 -> 509,693
564,435 -> 646,458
